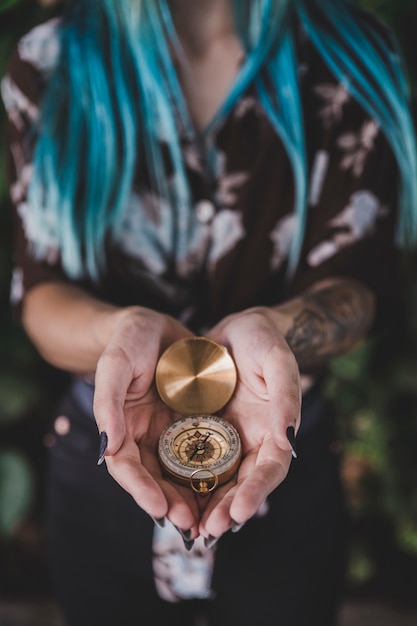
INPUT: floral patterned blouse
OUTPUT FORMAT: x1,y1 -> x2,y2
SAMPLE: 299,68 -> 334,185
1,15 -> 402,334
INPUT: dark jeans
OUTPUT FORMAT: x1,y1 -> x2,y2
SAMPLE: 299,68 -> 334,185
45,379 -> 349,626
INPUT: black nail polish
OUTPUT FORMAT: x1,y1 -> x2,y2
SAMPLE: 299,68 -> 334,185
204,535 -> 219,549
183,539 -> 194,551
97,431 -> 108,465
286,426 -> 298,459
152,517 -> 166,528
175,526 -> 192,541
231,520 -> 245,533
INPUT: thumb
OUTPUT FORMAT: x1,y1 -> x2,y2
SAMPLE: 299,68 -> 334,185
93,385 -> 127,460
93,350 -> 133,459
263,345 -> 302,456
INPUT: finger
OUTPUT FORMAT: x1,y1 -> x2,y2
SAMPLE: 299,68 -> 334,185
229,438 -> 291,524
93,346 -> 137,455
263,343 -> 302,451
200,438 -> 291,537
198,481 -> 238,538
105,436 -> 168,520
156,483 -> 200,539
139,445 -> 201,536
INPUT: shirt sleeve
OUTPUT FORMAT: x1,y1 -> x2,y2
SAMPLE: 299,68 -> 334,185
288,30 -> 405,332
1,22 -> 67,311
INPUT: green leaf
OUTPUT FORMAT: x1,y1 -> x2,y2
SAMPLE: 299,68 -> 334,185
0,374 -> 42,425
0,449 -> 34,536
0,0 -> 22,14
397,519 -> 417,555
348,542 -> 376,585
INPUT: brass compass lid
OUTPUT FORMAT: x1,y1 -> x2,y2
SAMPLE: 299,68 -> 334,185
155,337 -> 237,416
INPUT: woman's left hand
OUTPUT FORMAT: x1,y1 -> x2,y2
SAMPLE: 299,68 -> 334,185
198,307 -> 301,540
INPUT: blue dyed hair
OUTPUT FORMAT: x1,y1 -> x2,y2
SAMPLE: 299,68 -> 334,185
28,0 -> 417,280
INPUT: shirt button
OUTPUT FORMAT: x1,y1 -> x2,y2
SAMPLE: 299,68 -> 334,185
195,199 -> 215,223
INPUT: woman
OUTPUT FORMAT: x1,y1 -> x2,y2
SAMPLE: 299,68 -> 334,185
2,0 -> 416,624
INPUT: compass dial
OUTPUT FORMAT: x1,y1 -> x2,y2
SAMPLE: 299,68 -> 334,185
158,415 -> 242,493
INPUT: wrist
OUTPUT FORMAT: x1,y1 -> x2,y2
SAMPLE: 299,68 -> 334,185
264,304 -> 294,337
98,305 -> 189,354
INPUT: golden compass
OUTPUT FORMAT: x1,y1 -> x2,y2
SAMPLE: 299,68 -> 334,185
155,337 -> 242,494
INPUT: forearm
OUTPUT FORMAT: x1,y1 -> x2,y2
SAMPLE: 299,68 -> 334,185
271,277 -> 376,372
21,282 -> 128,373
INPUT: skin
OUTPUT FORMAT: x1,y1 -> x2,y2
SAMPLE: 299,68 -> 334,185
22,276 -> 374,540
168,0 -> 244,131
20,0 -> 376,541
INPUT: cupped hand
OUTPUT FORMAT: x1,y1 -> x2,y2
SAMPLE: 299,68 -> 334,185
92,307 -> 200,536
199,306 -> 302,539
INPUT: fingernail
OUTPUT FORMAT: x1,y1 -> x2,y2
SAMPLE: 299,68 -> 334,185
175,526 -> 192,541
97,431 -> 108,465
231,520 -> 245,533
286,426 -> 298,459
183,539 -> 195,551
152,517 -> 166,528
204,535 -> 219,549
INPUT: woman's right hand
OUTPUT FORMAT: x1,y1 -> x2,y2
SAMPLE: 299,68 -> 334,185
92,306 -> 201,536
22,283 -> 202,536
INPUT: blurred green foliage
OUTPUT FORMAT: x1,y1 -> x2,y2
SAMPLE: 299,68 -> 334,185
0,0 -> 416,604
0,450 -> 34,535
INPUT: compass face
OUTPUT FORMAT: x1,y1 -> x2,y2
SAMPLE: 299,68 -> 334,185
158,415 -> 242,493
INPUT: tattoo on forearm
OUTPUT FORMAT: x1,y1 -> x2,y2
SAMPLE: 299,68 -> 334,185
285,281 -> 374,369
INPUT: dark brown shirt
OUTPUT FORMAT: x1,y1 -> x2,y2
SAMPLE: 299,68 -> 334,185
1,16 -> 402,333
